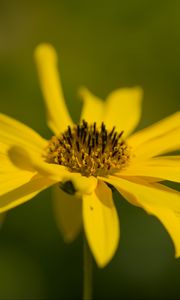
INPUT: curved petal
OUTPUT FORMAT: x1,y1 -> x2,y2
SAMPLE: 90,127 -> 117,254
119,156 -> 180,183
79,87 -> 105,125
132,127 -> 180,159
0,174 -> 55,213
0,143 -> 36,196
9,145 -> 98,196
128,111 -> 180,154
0,113 -> 47,152
83,180 -> 120,267
102,176 -> 180,257
35,44 -> 73,134
53,184 -> 82,242
104,87 -> 143,137
79,87 -> 143,138
39,162 -> 97,196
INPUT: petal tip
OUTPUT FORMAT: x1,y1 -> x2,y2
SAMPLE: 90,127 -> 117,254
34,43 -> 58,63
78,86 -> 90,101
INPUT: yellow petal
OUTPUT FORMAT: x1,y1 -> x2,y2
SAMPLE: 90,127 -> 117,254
83,180 -> 120,267
79,87 -> 105,125
53,184 -> 82,242
102,176 -> 180,257
0,172 -> 37,197
9,145 -> 98,196
104,87 -> 143,137
119,156 -> 180,182
0,144 -> 36,196
0,174 -> 55,213
35,44 -> 73,134
133,127 -> 180,159
0,113 -> 46,152
128,111 -> 180,149
32,159 -> 97,195
79,87 -> 143,137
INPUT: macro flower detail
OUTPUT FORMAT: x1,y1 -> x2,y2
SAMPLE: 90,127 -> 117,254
0,44 -> 180,268
45,121 -> 130,177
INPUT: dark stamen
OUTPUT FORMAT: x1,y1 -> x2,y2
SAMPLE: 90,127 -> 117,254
68,126 -> 72,138
67,137 -> 72,147
76,141 -> 80,151
88,146 -> 92,155
109,126 -> 115,137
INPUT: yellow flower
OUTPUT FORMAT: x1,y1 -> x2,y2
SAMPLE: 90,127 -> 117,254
0,44 -> 180,268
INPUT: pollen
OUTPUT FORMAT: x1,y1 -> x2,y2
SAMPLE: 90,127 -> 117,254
45,120 -> 131,177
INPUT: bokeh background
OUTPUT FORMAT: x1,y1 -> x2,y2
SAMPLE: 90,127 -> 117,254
0,0 -> 180,299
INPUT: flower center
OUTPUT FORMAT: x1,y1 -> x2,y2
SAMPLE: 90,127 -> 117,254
45,120 -> 130,177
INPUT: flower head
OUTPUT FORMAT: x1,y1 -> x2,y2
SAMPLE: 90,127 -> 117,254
0,44 -> 180,267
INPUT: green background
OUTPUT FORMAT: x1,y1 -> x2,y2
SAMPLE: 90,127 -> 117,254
0,0 -> 180,299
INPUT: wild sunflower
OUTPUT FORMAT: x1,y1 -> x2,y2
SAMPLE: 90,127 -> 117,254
0,44 -> 180,268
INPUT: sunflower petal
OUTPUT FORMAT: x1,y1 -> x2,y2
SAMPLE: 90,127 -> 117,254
102,176 -> 180,257
104,87 -> 143,137
35,44 -> 73,134
53,184 -> 82,242
119,156 -> 180,182
9,144 -> 98,196
0,113 -> 46,152
30,154 -> 97,195
128,111 -> 180,149
133,127 -> 180,158
79,87 -> 105,125
0,175 -> 55,213
0,143 -> 37,195
83,180 -> 119,267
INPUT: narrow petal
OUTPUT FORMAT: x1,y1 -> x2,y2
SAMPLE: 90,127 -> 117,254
83,180 -> 120,267
0,175 -> 55,213
30,158 -> 97,195
35,44 -> 73,134
79,87 -> 143,137
104,87 -> 143,137
119,156 -> 180,182
102,176 -> 180,257
128,111 -> 180,152
79,87 -> 105,125
0,113 -> 47,152
53,184 -> 82,242
0,143 -> 37,196
133,127 -> 180,159
9,145 -> 98,196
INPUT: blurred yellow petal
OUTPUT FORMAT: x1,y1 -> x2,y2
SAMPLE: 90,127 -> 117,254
128,111 -> 180,149
102,176 -> 180,257
0,144 -> 36,195
0,113 -> 46,152
31,156 -> 97,195
35,44 -> 73,134
8,145 -> 97,196
104,87 -> 143,137
53,184 -> 82,242
79,87 -> 143,137
83,180 -> 119,267
133,127 -> 180,159
0,175 -> 55,213
0,173 -> 37,197
79,87 -> 105,125
119,156 -> 180,182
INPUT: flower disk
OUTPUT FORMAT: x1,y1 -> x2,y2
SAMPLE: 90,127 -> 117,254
45,120 -> 130,177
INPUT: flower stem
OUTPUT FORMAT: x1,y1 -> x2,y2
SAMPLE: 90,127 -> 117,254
83,236 -> 93,300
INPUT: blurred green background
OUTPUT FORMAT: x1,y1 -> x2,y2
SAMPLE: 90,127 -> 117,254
0,0 -> 180,299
